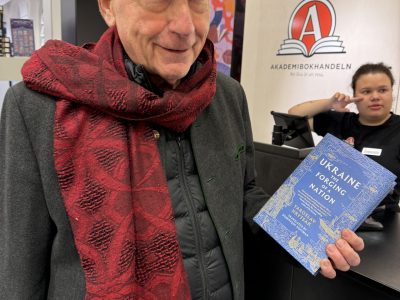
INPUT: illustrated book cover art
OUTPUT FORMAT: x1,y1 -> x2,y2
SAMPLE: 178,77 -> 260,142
253,133 -> 397,275
10,18 -> 35,57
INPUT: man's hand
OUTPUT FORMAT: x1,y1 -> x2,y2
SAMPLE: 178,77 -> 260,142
319,228 -> 365,278
330,92 -> 363,112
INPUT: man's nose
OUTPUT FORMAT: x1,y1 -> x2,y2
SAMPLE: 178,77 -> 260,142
168,1 -> 196,37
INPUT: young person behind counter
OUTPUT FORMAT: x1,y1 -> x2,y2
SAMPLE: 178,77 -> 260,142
289,63 -> 400,219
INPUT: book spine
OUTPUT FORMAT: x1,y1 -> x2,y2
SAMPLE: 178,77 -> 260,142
0,6 -> 3,40
0,6 -> 4,56
0,6 -> 13,57
0,6 -> 3,29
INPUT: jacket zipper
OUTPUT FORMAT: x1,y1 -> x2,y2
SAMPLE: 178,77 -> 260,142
176,134 -> 209,299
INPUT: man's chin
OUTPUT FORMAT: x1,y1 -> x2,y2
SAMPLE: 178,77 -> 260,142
159,69 -> 191,87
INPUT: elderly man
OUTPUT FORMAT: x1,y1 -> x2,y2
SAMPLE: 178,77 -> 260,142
0,0 -> 364,299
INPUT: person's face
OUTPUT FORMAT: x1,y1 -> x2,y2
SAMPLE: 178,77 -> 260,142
354,72 -> 393,125
102,0 -> 210,87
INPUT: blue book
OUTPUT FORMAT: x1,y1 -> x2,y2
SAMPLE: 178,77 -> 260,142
253,133 -> 397,275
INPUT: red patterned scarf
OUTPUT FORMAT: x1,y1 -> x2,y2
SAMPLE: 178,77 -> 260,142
21,27 -> 216,299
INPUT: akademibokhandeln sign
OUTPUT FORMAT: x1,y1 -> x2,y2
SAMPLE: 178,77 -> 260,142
240,0 -> 400,143
277,0 -> 345,57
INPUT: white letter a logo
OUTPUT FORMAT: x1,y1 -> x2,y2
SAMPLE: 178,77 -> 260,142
299,5 -> 322,41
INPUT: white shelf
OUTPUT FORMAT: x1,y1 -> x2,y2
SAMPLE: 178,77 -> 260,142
0,0 -> 61,82
0,56 -> 28,81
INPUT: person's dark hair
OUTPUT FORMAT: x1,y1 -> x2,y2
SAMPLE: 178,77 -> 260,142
351,63 -> 394,93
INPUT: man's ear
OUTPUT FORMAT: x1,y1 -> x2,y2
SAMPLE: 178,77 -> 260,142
98,0 -> 116,27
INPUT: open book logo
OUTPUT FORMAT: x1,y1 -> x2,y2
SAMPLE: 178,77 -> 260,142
277,0 -> 345,57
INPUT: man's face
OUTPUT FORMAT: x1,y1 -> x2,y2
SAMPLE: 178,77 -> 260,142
107,0 -> 210,87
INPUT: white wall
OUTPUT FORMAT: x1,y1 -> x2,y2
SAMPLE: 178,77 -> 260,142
241,0 -> 400,144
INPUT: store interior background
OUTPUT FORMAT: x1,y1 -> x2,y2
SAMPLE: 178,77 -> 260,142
0,1 -> 399,299
1,0 -> 400,144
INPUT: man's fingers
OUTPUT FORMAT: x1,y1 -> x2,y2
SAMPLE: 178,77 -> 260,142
326,243 -> 351,271
342,228 -> 364,252
319,258 -> 336,279
336,239 -> 361,267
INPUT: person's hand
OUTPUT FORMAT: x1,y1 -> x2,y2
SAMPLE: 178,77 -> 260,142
319,228 -> 364,279
329,92 -> 363,112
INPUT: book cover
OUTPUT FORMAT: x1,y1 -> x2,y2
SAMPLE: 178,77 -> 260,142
253,133 -> 396,275
10,18 -> 35,57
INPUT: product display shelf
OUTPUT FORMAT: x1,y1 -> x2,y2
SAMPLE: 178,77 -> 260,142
0,0 -> 61,82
